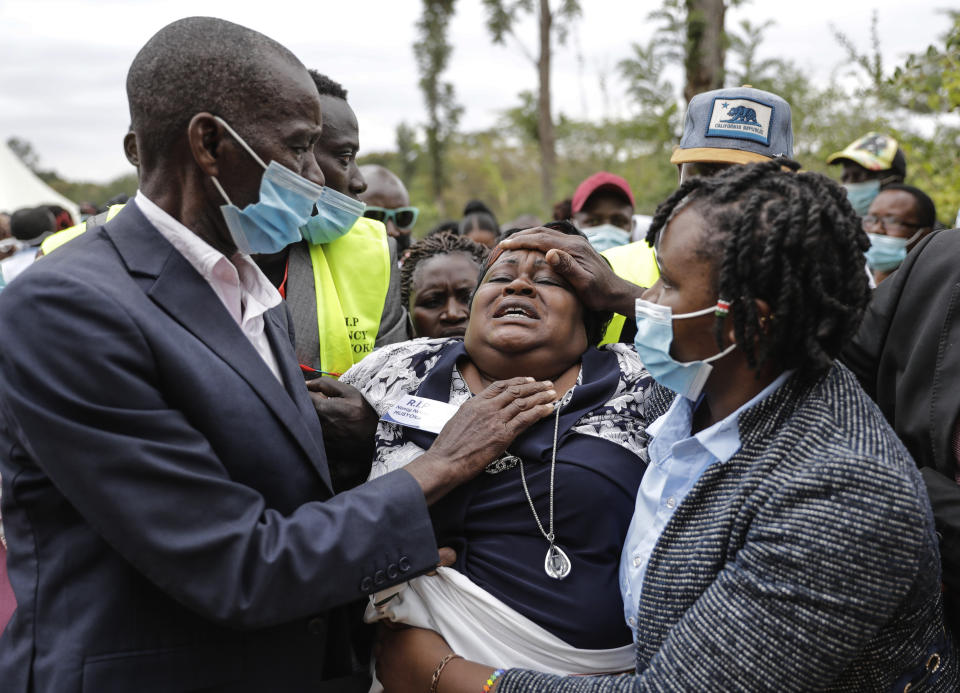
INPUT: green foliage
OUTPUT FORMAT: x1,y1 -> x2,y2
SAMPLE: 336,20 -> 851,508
414,0 -> 463,213
481,0 -> 534,44
830,11 -> 887,95
44,172 -> 138,208
891,11 -> 960,113
6,136 -> 41,172
726,19 -> 784,87
374,4 -> 959,236
617,39 -> 680,153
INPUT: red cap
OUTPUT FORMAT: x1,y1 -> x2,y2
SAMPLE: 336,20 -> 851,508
571,172 -> 635,214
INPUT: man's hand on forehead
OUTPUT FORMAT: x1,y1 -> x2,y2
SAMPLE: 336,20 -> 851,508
498,227 -> 646,315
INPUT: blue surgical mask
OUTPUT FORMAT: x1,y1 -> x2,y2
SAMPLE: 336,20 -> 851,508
864,229 -> 924,273
300,186 -> 365,245
581,223 -> 630,253
844,180 -> 881,217
633,298 -> 737,400
210,116 -> 323,255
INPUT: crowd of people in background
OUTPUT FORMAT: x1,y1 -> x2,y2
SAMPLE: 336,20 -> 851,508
2,14 -> 960,693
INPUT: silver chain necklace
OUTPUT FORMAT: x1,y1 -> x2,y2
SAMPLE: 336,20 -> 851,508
519,402 -> 572,580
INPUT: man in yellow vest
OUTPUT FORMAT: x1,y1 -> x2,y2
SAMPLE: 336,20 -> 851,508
254,71 -> 405,491
256,72 -> 404,380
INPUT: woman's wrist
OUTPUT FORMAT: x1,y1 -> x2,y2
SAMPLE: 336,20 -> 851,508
437,657 -> 504,693
431,653 -> 463,693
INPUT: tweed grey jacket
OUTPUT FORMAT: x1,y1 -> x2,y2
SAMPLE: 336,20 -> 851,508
498,363 -> 957,692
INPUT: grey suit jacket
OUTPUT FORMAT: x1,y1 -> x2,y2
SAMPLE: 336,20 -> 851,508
499,363 -> 957,692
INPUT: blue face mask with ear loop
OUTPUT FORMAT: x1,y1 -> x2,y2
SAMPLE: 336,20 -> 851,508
580,223 -> 631,253
864,228 -> 925,273
844,180 -> 881,217
633,298 -> 738,400
209,116 -> 324,255
300,186 -> 366,245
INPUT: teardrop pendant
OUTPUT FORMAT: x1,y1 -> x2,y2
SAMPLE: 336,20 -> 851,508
544,544 -> 572,580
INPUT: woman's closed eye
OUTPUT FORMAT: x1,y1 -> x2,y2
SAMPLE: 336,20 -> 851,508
534,275 -> 564,287
485,274 -> 514,284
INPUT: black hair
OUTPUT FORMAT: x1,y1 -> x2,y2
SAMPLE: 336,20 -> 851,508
459,199 -> 499,236
426,220 -> 460,237
126,17 -> 303,162
479,220 -> 613,346
308,70 -> 348,101
645,159 -> 871,382
877,183 -> 937,229
400,231 -> 489,306
10,206 -> 56,242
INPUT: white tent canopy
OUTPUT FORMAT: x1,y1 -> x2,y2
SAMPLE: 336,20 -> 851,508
0,141 -> 80,222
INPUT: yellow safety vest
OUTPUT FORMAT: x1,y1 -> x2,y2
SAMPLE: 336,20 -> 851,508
40,204 -> 125,255
599,241 -> 660,345
307,216 -> 390,376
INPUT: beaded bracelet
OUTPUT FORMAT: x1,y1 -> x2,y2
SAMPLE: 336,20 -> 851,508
430,653 -> 463,693
482,668 -> 505,692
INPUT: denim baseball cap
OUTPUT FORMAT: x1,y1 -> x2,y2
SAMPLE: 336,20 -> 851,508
670,86 -> 794,165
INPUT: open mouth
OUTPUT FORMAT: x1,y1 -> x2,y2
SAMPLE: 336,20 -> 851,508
492,299 -> 539,320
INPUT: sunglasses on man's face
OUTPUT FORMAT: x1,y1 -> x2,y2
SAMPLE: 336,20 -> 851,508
363,206 -> 419,231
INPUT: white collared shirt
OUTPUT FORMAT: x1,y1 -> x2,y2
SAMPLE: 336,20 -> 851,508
619,370 -> 793,637
134,191 -> 283,381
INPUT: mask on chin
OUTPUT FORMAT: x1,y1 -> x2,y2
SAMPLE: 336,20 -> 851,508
210,116 -> 323,255
300,186 -> 365,245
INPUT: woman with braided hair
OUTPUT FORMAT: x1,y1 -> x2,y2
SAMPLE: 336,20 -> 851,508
376,161 -> 958,692
400,231 -> 490,339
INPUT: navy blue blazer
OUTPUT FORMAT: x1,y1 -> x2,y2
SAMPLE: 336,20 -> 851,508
0,203 -> 439,692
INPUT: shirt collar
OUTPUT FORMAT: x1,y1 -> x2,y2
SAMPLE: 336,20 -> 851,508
649,369 -> 794,463
133,190 -> 280,322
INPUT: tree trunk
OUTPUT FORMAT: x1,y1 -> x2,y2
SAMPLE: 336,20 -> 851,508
537,0 -> 556,212
428,127 -> 446,216
683,0 -> 726,102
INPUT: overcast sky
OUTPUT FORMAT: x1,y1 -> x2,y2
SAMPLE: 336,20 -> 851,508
0,0 -> 951,182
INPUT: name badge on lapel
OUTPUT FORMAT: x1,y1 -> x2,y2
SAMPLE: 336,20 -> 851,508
381,395 -> 459,434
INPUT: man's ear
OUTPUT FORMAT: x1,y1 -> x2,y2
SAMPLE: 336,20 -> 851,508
122,131 -> 140,168
187,112 -> 225,178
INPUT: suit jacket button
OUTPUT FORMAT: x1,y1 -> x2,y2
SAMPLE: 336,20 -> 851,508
398,556 -> 411,572
360,576 -> 373,592
374,570 -> 386,586
307,617 -> 324,636
387,563 -> 399,579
